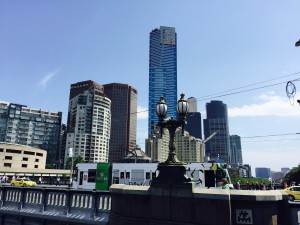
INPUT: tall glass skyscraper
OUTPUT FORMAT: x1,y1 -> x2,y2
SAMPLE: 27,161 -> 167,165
203,100 -> 231,163
230,135 -> 243,164
103,83 -> 137,163
148,26 -> 177,136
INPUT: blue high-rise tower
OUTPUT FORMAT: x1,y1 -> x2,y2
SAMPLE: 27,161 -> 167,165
148,26 -> 177,136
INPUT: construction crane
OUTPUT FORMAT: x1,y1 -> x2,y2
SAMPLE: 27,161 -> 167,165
202,130 -> 219,144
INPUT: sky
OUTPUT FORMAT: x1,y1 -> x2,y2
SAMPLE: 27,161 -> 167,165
1,1 -> 300,176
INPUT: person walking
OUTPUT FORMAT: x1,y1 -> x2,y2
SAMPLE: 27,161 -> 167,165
221,178 -> 231,189
236,180 -> 241,190
56,177 -> 60,186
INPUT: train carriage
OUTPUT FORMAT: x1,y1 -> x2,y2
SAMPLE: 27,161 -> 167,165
73,162 -> 231,190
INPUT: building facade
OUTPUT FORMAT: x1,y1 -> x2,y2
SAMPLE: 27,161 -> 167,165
175,129 -> 204,162
103,83 -> 138,163
145,128 -> 170,163
148,26 -> 177,136
185,97 -> 202,140
58,123 -> 67,169
255,167 -> 271,178
65,80 -> 111,164
145,128 -> 204,163
203,100 -> 231,163
0,142 -> 47,170
0,101 -> 61,165
230,135 -> 243,164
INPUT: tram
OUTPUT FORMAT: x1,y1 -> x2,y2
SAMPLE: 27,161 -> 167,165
72,162 -> 232,190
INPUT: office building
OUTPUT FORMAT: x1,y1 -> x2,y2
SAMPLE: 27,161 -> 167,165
255,167 -> 271,178
145,128 -> 170,162
103,83 -> 137,163
185,97 -> 202,139
175,129 -> 204,162
65,80 -> 111,163
203,100 -> 231,163
146,128 -> 204,163
0,101 -> 61,165
58,123 -> 67,169
281,167 -> 290,176
0,142 -> 47,170
230,135 -> 243,164
148,26 -> 177,136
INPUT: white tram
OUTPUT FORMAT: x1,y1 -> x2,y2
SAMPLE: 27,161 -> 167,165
73,162 -> 231,190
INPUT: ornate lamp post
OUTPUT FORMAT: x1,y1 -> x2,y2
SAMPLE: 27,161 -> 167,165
151,93 -> 192,186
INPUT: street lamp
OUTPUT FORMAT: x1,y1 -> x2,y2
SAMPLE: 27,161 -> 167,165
69,148 -> 74,187
151,93 -> 192,186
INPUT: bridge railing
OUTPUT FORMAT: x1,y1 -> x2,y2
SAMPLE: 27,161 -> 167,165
0,185 -> 111,218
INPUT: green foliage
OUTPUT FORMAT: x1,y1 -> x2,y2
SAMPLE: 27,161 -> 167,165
283,166 -> 300,185
231,177 -> 270,186
65,155 -> 85,169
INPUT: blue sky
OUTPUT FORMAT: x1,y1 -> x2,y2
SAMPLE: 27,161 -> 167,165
1,1 -> 300,175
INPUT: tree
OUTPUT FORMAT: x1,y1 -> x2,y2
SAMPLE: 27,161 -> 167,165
65,155 -> 85,170
283,165 -> 300,186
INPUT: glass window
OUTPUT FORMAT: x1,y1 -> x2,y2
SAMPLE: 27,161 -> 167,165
146,172 -> 150,180
88,169 -> 96,182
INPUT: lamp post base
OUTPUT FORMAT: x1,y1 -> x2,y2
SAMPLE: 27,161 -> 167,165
151,163 -> 192,186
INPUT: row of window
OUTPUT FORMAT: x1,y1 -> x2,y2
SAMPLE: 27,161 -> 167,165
0,148 -> 43,156
3,156 -> 39,162
3,163 -> 39,168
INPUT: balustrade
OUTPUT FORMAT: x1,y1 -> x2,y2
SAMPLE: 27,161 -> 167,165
0,186 -> 110,224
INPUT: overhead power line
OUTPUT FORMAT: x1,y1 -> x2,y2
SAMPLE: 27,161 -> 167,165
197,71 -> 300,100
130,71 -> 300,115
243,138 -> 300,143
241,132 -> 300,139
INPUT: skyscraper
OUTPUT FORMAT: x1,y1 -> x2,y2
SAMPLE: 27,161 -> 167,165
255,167 -> 271,178
0,101 -> 62,165
203,100 -> 230,163
230,135 -> 243,164
65,80 -> 111,163
185,97 -> 202,139
148,26 -> 177,136
103,83 -> 137,163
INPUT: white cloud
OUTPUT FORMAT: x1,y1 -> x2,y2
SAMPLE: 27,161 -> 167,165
229,93 -> 300,117
38,70 -> 58,89
137,106 -> 148,120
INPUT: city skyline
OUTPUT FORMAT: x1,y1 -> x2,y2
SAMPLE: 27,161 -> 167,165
1,1 -> 300,175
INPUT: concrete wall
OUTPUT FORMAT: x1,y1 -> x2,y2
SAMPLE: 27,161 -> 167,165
109,184 -> 290,225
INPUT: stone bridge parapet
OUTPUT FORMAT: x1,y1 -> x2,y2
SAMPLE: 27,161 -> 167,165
0,186 -> 111,225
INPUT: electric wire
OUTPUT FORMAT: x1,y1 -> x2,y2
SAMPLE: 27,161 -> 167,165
130,71 -> 300,115
241,132 -> 300,139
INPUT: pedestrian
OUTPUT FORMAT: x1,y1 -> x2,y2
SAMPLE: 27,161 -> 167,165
221,178 -> 231,189
255,182 -> 259,190
236,180 -> 241,190
245,180 -> 249,190
56,177 -> 60,186
39,176 -> 42,184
